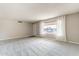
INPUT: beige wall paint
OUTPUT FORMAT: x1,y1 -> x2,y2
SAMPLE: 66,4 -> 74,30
33,22 -> 40,36
66,13 -> 79,43
0,20 -> 33,40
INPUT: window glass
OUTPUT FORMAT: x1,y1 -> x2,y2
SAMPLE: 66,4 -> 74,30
44,25 -> 57,34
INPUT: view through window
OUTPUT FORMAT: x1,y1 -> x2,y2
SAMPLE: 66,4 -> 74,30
44,23 -> 57,34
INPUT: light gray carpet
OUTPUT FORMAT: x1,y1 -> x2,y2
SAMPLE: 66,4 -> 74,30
0,37 -> 79,56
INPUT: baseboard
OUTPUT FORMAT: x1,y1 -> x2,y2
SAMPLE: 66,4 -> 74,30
0,36 -> 33,41
68,41 -> 79,45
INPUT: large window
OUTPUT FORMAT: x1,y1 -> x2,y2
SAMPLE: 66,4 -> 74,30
40,16 -> 66,41
44,22 -> 57,34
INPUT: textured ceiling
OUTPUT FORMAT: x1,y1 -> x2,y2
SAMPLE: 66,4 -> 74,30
0,3 -> 79,22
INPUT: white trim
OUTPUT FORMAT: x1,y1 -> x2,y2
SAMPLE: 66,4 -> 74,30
0,36 -> 32,41
68,41 -> 79,45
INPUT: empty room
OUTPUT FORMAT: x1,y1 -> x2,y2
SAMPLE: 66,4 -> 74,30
0,3 -> 79,56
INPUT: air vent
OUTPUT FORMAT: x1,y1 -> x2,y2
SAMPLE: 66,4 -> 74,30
18,21 -> 23,23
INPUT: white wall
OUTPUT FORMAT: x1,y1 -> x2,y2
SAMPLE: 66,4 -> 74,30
0,20 -> 33,40
66,13 -> 79,43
